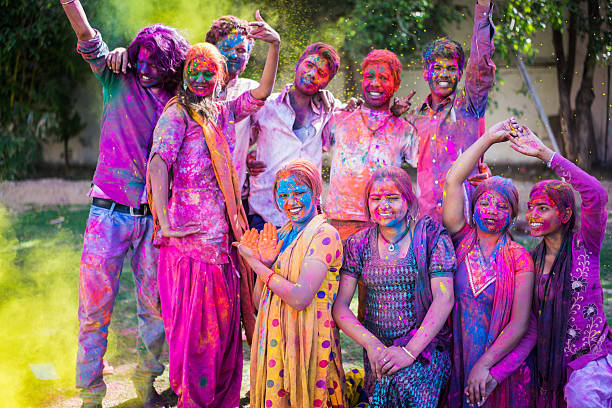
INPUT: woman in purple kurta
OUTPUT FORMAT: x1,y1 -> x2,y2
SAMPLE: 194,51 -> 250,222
442,118 -> 536,408
489,127 -> 612,407
148,17 -> 281,407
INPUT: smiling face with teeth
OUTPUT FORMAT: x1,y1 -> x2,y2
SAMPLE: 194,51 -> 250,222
135,47 -> 161,88
526,191 -> 570,237
367,178 -> 410,228
362,62 -> 398,109
184,56 -> 219,97
276,175 -> 316,225
473,190 -> 512,234
423,56 -> 462,103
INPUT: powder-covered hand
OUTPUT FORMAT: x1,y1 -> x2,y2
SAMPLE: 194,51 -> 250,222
465,360 -> 492,406
247,10 -> 280,45
257,223 -> 284,267
509,125 -> 555,163
106,47 -> 129,74
160,221 -> 201,238
390,90 -> 416,117
233,228 -> 261,262
247,151 -> 266,176
379,346 -> 415,376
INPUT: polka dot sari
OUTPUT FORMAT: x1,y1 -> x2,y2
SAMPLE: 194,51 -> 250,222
250,214 -> 347,408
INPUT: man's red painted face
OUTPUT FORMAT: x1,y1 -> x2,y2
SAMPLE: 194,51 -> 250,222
526,191 -> 567,237
136,47 -> 161,88
362,62 -> 396,108
423,57 -> 461,100
294,54 -> 332,95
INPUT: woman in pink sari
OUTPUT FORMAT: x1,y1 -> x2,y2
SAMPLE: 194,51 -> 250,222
148,12 -> 280,407
442,118 -> 535,407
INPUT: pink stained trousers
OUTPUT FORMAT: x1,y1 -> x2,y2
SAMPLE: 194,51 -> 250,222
157,246 -> 242,408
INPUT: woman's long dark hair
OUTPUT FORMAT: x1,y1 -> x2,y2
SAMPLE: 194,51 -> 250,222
529,180 -> 576,402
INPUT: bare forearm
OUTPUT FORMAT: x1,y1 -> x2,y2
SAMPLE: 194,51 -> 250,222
149,156 -> 170,230
406,294 -> 453,356
249,258 -> 312,310
333,302 -> 383,350
251,42 -> 280,100
61,0 -> 95,41
252,278 -> 264,309
477,319 -> 529,369
447,133 -> 492,187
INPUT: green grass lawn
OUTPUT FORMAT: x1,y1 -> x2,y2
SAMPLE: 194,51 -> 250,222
2,205 -> 611,407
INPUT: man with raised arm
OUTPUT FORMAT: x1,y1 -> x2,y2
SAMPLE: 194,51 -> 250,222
394,0 -> 495,222
60,1 -> 189,406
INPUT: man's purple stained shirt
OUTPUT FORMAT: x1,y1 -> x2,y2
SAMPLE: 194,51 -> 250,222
406,2 -> 496,222
77,30 -> 173,207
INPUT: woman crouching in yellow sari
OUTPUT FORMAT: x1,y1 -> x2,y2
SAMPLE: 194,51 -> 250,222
235,159 -> 347,408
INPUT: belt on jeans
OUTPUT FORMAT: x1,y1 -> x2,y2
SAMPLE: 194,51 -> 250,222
92,197 -> 150,216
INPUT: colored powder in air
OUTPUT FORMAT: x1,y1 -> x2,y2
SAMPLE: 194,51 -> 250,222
0,205 -> 80,406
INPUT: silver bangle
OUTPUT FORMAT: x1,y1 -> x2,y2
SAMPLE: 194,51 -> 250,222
60,0 -> 75,5
401,346 -> 417,360
546,152 -> 556,168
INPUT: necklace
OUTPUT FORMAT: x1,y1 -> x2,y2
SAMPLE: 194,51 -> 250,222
359,106 -> 392,136
378,225 -> 411,252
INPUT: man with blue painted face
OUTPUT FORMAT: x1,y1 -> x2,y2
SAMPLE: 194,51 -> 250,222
206,16 -> 260,194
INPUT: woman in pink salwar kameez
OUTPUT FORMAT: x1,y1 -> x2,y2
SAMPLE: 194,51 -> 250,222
147,13 -> 280,407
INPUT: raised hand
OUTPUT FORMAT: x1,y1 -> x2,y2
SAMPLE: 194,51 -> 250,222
509,125 -> 554,162
390,90 -> 416,117
257,222 -> 284,267
468,161 -> 492,186
106,47 -> 129,74
484,117 -> 519,144
233,228 -> 261,261
247,10 -> 280,45
161,221 -> 201,238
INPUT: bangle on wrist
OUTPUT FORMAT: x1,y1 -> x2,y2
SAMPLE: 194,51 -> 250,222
265,272 -> 276,289
546,152 -> 556,168
401,346 -> 417,361
60,0 -> 75,5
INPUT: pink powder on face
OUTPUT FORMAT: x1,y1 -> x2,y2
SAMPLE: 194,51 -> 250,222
526,191 -> 564,237
473,190 -> 511,233
362,62 -> 396,108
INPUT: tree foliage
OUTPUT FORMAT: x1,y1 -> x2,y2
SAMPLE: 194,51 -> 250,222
0,0 -> 126,178
494,0 -> 611,168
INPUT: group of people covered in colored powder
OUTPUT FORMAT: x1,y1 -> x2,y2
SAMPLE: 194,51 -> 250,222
60,0 -> 611,407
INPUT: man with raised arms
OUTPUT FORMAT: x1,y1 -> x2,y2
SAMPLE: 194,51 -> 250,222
394,0 -> 495,222
60,1 -> 189,406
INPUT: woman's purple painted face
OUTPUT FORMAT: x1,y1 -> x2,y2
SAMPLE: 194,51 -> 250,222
136,47 -> 161,88
294,54 -> 332,95
473,190 -> 511,234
